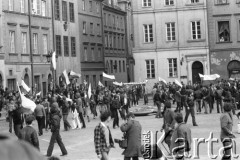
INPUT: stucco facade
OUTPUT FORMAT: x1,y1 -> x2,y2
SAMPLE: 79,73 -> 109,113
132,0 -> 209,91
207,0 -> 240,79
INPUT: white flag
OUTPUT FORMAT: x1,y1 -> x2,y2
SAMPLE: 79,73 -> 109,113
17,82 -> 36,112
98,81 -> 104,87
88,83 -> 92,98
199,73 -> 204,78
52,51 -> 56,70
58,94 -> 72,102
103,72 -> 115,80
158,77 -> 167,84
113,81 -> 123,86
63,70 -> 70,85
21,80 -> 31,92
36,91 -> 41,96
70,71 -> 81,78
175,79 -> 182,88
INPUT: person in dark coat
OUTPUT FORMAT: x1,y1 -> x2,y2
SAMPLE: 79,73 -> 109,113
174,87 -> 182,113
46,106 -> 67,157
220,103 -> 235,160
170,112 -> 191,160
153,90 -> 163,118
76,93 -> 86,128
18,115 -> 39,150
194,86 -> 203,113
161,101 -> 175,149
215,86 -> 223,113
120,93 -> 130,120
184,91 -> 198,126
120,112 -> 142,160
12,103 -> 24,138
34,100 -> 46,136
111,95 -> 120,129
61,96 -> 71,131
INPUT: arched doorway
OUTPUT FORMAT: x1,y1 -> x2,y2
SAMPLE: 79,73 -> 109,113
228,60 -> 240,79
192,61 -> 203,84
24,74 -> 30,86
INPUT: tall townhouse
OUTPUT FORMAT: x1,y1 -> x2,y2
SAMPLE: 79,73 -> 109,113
118,0 -> 134,82
78,0 -> 104,88
207,0 -> 240,79
0,0 -> 3,87
2,0 -> 53,96
53,0 -> 81,85
103,0 -> 128,84
132,0 -> 209,90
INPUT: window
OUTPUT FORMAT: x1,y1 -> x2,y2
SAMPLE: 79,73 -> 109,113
32,0 -> 41,15
63,36 -> 69,56
84,47 -> 87,61
168,59 -> 178,77
9,31 -> 15,53
218,21 -> 230,42
191,0 -> 199,3
93,75 -> 96,88
105,35 -> 108,47
20,0 -> 25,13
166,22 -> 176,41
191,21 -> 201,40
71,37 -> 76,56
217,0 -> 228,4
120,17 -> 123,29
165,0 -> 174,5
119,61 -> 121,72
108,14 -> 111,26
142,0 -> 151,7
56,35 -> 61,56
146,60 -> 155,78
98,48 -> 101,60
83,21 -> 87,34
110,60 -> 113,73
34,76 -> 41,92
91,48 -> 95,61
116,16 -> 119,28
8,79 -> 16,91
86,75 -> 89,83
122,36 -> 124,49
96,2 -> 100,13
9,0 -> 13,11
97,24 -> 100,35
89,1 -> 93,12
21,32 -> 27,54
33,33 -> 38,54
114,61 -> 117,73
108,0 -> 112,5
109,35 -> 112,48
41,0 -> 46,16
113,15 -> 116,27
143,24 -> 153,43
55,0 -> 60,20
123,61 -> 126,72
82,0 -> 85,10
113,36 -> 116,48
69,2 -> 75,22
43,34 -> 48,55
104,13 -> 107,25
62,1 -> 67,21
90,23 -> 94,35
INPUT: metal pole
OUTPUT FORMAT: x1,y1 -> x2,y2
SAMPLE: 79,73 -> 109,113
28,0 -> 34,93
51,0 -> 56,93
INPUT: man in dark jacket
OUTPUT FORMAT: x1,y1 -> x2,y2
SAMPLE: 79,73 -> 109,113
12,103 -> 23,138
154,90 -> 163,118
46,106 -> 67,157
62,96 -> 71,131
34,100 -> 46,136
76,93 -> 86,128
111,95 -> 120,129
19,115 -> 39,150
120,112 -> 142,160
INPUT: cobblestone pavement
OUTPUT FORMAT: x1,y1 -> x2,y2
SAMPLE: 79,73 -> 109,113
1,100 -> 240,160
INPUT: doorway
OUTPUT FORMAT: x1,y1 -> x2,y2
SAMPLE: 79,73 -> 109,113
192,61 -> 203,84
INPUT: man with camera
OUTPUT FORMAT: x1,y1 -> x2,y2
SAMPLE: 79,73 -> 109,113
120,112 -> 142,160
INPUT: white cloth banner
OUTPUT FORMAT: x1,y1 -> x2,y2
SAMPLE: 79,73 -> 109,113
58,94 -> 73,102
103,72 -> 115,80
17,82 -> 36,112
199,74 -> 220,81
36,91 -> 41,96
21,80 -> 30,92
113,81 -> 123,86
98,81 -> 104,87
70,71 -> 81,78
88,83 -> 92,98
158,77 -> 167,84
175,79 -> 182,88
63,70 -> 70,85
52,51 -> 56,70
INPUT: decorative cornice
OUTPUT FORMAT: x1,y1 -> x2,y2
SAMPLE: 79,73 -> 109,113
212,14 -> 232,17
20,24 -> 29,28
31,25 -> 40,29
41,27 -> 49,30
83,42 -> 89,45
7,22 -> 17,26
90,43 -> 96,46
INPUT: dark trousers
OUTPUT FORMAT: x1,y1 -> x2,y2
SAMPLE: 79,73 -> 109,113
36,116 -> 45,135
144,94 -> 148,105
209,98 -> 214,113
112,109 -> 119,128
216,99 -> 223,113
124,157 -> 139,160
222,139 -> 232,160
175,102 -> 181,113
90,103 -> 97,117
156,101 -> 162,118
47,130 -> 67,156
184,107 -> 197,125
196,100 -> 201,113
79,112 -> 86,128
46,116 -> 50,130
63,114 -> 71,131
14,124 -> 22,138
121,106 -> 129,120
8,112 -> 13,133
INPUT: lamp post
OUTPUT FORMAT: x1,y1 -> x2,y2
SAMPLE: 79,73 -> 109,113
46,51 -> 58,94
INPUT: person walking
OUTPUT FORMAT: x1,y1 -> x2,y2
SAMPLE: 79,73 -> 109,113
111,95 -> 120,129
120,93 -> 130,120
154,90 -> 163,118
76,93 -> 86,128
70,101 -> 81,129
184,91 -> 198,126
46,106 -> 68,157
62,96 -> 71,131
18,114 -> 40,150
94,111 -> 114,160
34,100 -> 46,136
215,86 -> 223,113
120,112 -> 142,160
12,102 -> 24,138
220,103 -> 235,160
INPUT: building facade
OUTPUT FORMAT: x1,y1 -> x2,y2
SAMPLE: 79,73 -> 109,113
78,0 -> 104,88
207,0 -> 240,79
132,0 -> 210,90
102,0 -> 128,84
2,0 -> 53,96
118,0 -> 134,82
54,0 -> 81,85
0,0 -> 4,88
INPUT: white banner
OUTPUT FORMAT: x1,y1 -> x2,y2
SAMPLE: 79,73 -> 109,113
113,81 -> 123,86
52,51 -> 56,70
63,70 -> 70,85
175,79 -> 182,88
158,77 -> 167,84
199,74 -> 220,81
88,83 -> 92,98
98,81 -> 104,87
21,80 -> 31,92
103,72 -> 115,80
70,71 -> 81,78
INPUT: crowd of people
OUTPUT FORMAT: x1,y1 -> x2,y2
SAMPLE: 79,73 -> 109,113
0,78 -> 239,160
